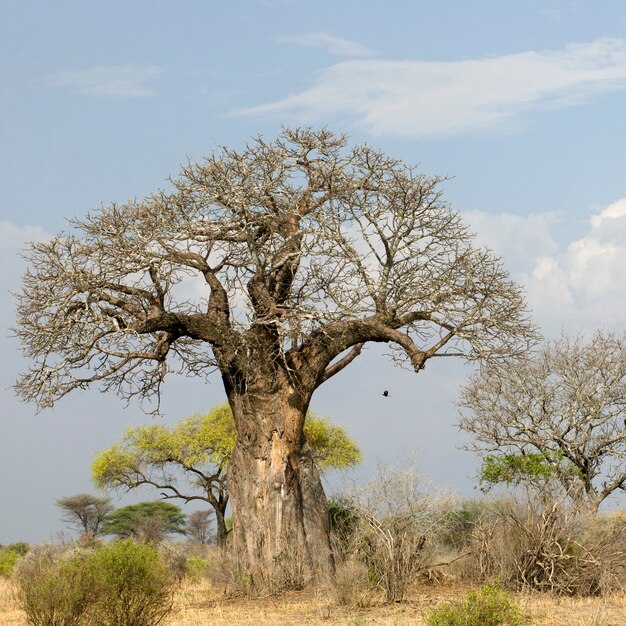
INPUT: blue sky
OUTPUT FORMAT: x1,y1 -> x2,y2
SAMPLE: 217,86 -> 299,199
2,0 -> 626,543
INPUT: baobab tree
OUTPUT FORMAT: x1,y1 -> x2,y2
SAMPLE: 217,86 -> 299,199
15,128 -> 535,583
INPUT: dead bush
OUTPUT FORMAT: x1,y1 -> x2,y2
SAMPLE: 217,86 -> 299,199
465,491 -> 626,595
337,463 -> 460,603
331,558 -> 374,607
267,544 -> 308,593
203,547 -> 252,596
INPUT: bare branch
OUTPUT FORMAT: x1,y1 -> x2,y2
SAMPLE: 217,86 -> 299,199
15,128 -> 537,409
459,330 -> 626,510
321,343 -> 364,383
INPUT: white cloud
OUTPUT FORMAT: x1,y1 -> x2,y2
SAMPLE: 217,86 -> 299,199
244,38 -> 626,137
590,197 -> 626,228
43,65 -> 162,98
278,32 -> 374,57
466,200 -> 626,335
464,210 -> 561,273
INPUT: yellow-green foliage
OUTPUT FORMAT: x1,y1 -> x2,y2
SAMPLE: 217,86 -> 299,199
92,403 -> 360,488
0,548 -> 21,577
13,541 -> 175,626
92,403 -> 237,488
427,584 -> 529,626
304,416 -> 362,470
184,555 -> 210,582
91,446 -> 138,490
12,545 -> 95,626
85,540 -> 175,626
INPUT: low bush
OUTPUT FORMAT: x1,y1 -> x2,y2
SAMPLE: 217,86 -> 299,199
203,547 -> 252,596
12,544 -> 95,626
336,465 -> 458,602
13,540 -> 176,626
331,558 -> 373,607
185,554 -> 211,582
0,542 -> 29,577
465,496 -> 626,595
158,541 -> 189,582
85,539 -> 175,626
0,549 -> 21,578
427,584 -> 529,626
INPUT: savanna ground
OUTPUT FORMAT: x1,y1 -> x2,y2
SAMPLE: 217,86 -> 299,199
1,577 -> 625,626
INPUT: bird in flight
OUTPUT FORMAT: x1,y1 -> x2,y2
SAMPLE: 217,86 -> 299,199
382,390 -> 390,397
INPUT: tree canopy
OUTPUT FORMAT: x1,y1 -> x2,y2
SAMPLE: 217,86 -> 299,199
101,501 -> 186,542
15,128 -> 535,412
459,331 -> 626,510
56,493 -> 113,538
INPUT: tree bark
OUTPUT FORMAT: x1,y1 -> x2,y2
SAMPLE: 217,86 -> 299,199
215,507 -> 229,548
226,390 -> 333,589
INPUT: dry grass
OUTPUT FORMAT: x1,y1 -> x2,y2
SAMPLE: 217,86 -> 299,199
2,577 -> 626,625
0,579 -> 21,626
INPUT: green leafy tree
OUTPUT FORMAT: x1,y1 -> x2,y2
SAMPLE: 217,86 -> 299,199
56,493 -> 113,539
15,128 -> 534,578
302,416 -> 362,471
92,403 -> 361,546
101,502 -> 186,543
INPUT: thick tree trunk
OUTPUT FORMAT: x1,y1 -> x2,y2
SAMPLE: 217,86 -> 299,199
226,391 -> 333,589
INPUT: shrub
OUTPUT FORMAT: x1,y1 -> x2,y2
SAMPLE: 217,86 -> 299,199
204,547 -> 252,596
345,465 -> 458,602
427,584 -> 529,626
85,539 -> 175,626
331,558 -> 373,607
185,555 -> 210,582
7,542 -> 30,556
465,495 -> 626,595
12,541 -> 176,626
0,549 -> 21,577
268,545 -> 307,593
0,543 -> 29,577
328,495 -> 360,555
438,501 -> 486,552
12,544 -> 95,626
158,541 -> 189,582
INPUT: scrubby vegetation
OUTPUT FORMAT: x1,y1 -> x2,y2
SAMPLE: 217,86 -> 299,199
12,540 -> 176,626
3,483 -> 626,626
8,465 -> 625,623
12,544 -> 95,626
426,584 -> 529,626
0,544 -> 28,578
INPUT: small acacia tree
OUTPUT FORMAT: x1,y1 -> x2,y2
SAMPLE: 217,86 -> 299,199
92,403 -> 361,547
459,331 -> 626,511
15,128 -> 535,581
102,501 -> 186,543
56,493 -> 113,539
